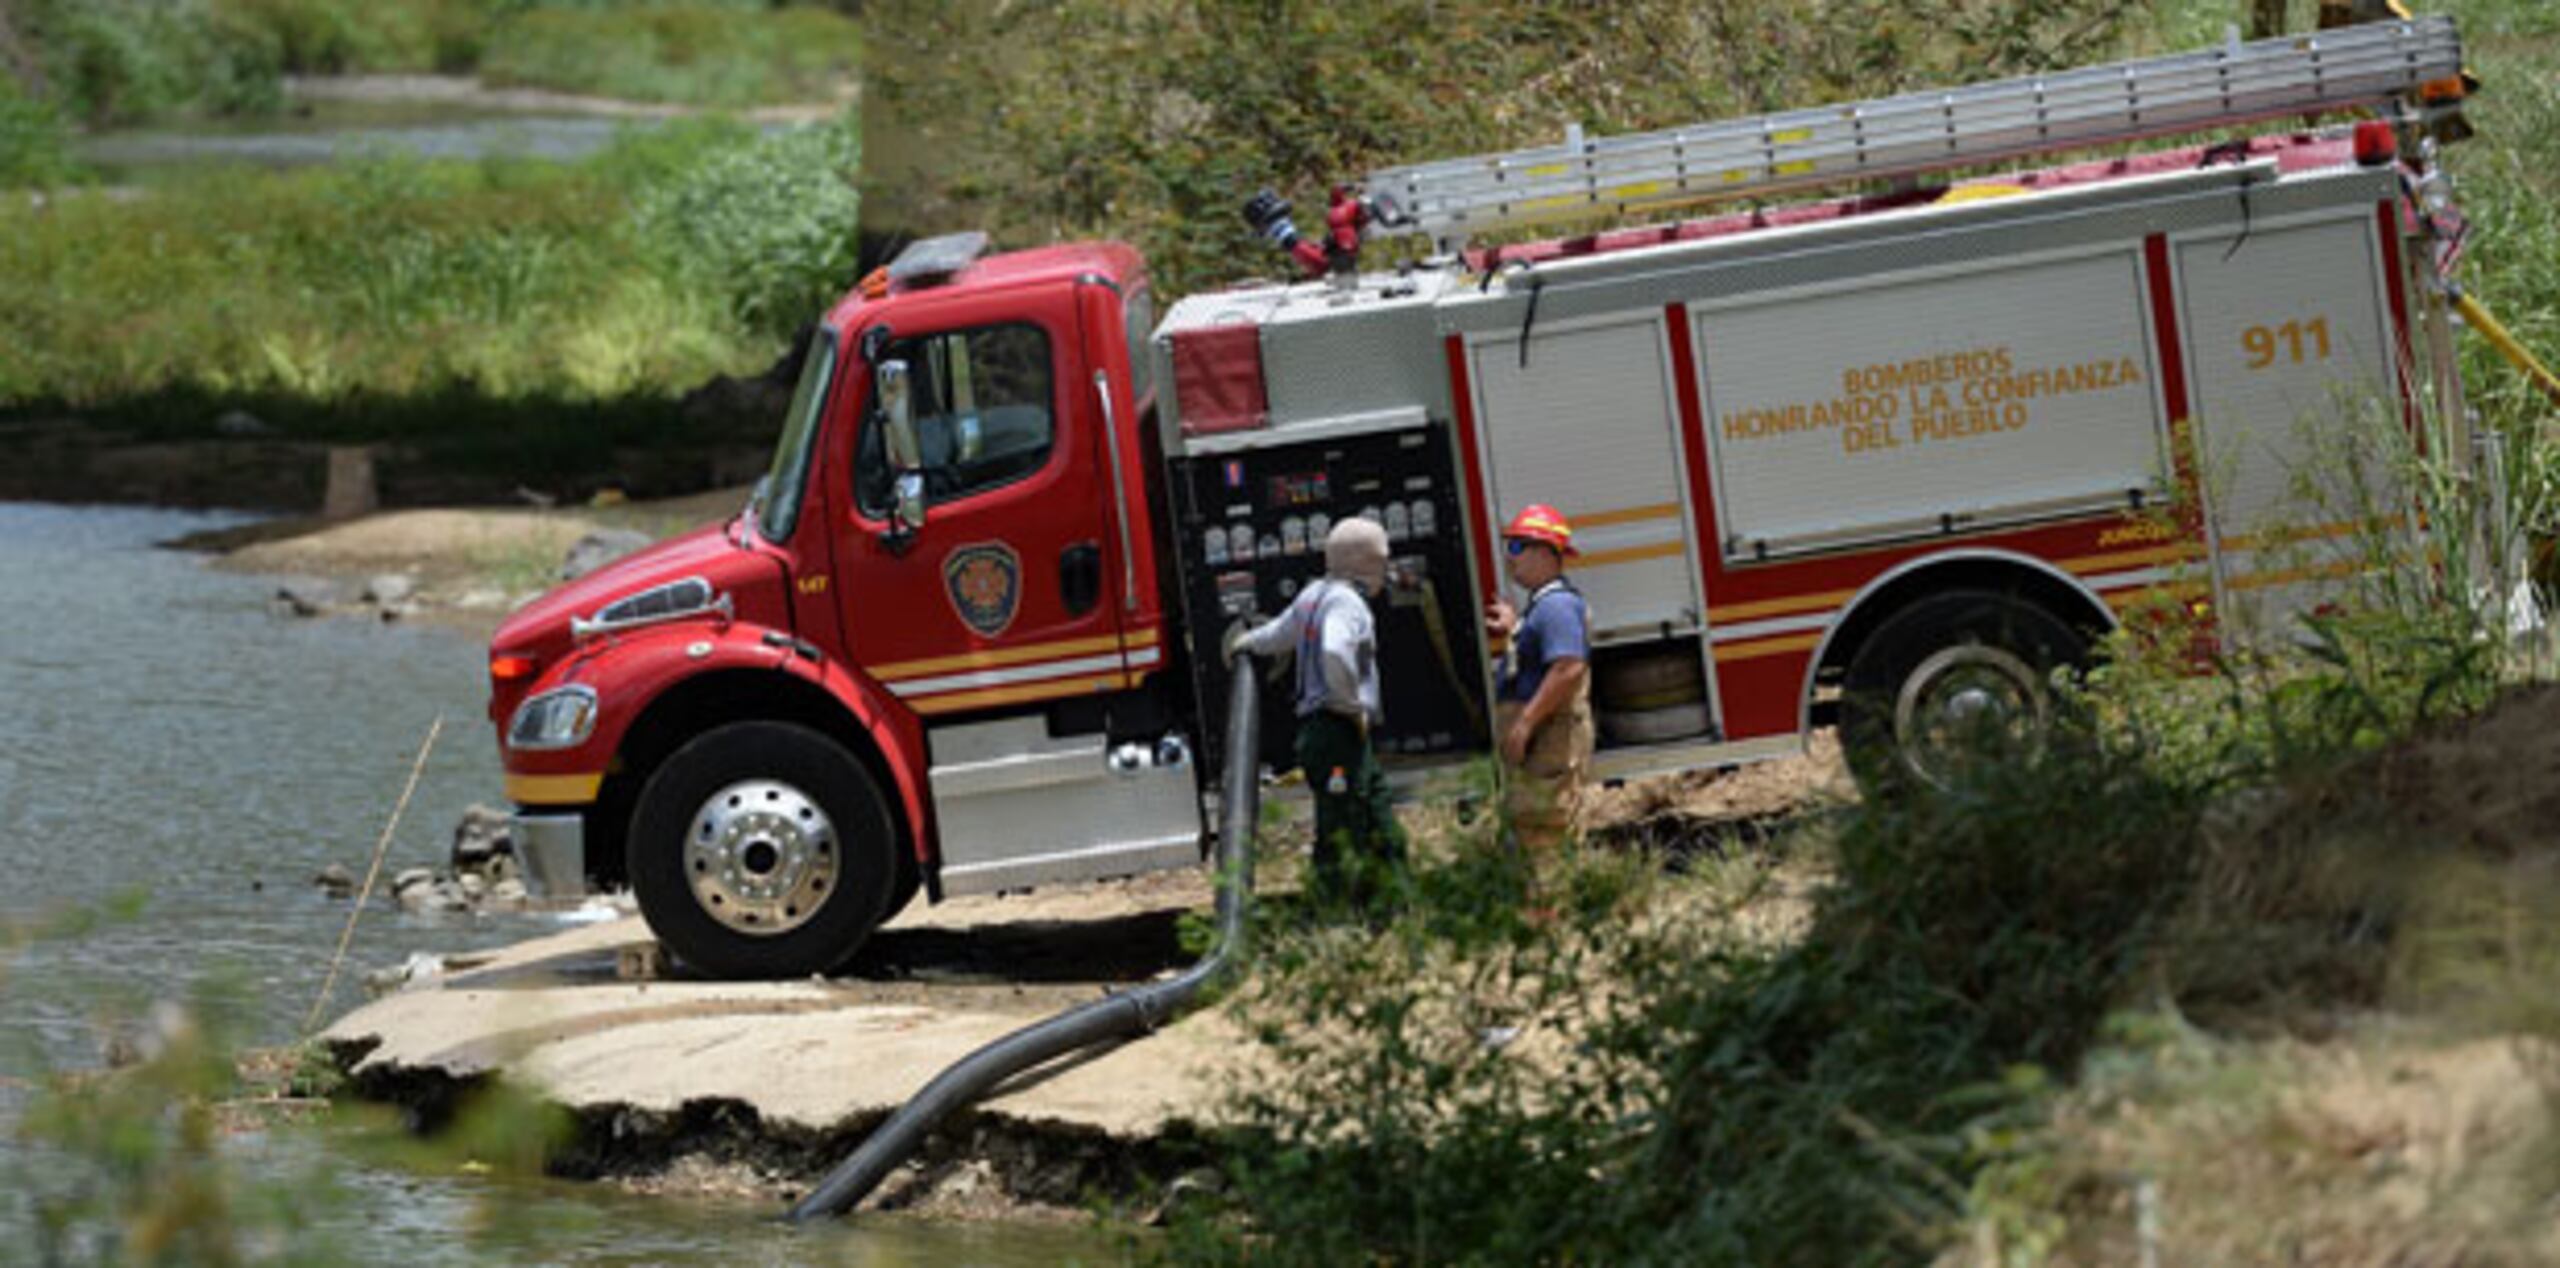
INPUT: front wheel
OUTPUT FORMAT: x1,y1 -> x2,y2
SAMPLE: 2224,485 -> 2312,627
1839,590 -> 2091,798
627,721 -> 901,979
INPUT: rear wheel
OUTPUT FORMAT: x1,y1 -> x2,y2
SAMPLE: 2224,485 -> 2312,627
1839,590 -> 2091,798
628,721 -> 900,979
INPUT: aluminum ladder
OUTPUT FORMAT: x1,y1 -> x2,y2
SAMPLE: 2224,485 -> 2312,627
1365,16 -> 2462,244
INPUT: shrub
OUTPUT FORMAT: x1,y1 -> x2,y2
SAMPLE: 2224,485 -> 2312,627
0,81 -> 74,188
633,112 -> 861,339
23,0 -> 282,123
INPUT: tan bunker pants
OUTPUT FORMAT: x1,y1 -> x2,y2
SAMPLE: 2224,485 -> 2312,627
1494,684 -> 1595,852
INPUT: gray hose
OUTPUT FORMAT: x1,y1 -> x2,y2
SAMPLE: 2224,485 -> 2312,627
785,661 -> 1262,1223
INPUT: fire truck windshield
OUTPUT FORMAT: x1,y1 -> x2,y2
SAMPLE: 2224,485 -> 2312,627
756,324 -> 839,542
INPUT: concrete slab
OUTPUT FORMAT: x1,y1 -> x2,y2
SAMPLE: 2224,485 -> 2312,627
322,871 -> 1248,1140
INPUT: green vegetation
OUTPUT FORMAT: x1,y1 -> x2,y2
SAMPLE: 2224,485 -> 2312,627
480,5 -> 863,108
2,1 -> 859,126
2433,13 -> 2560,589
0,80 -> 75,187
0,112 -> 856,472
2,897 -> 586,1263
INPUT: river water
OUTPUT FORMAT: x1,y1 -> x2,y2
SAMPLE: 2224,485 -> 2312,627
0,504 -> 1109,1263
70,97 -> 792,175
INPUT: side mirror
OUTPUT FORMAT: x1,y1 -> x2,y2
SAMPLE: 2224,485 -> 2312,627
876,359 -> 926,539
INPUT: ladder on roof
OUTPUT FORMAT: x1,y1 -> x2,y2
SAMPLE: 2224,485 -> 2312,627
1365,16 -> 2462,244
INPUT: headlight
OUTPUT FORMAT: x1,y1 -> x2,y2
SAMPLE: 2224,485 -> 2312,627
508,686 -> 599,751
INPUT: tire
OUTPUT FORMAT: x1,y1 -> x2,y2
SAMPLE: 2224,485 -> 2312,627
627,721 -> 901,979
1839,589 -> 2092,799
1600,700 -> 1714,745
1595,651 -> 1707,711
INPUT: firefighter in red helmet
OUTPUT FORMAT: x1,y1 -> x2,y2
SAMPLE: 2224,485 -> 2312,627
1484,504 -> 1594,853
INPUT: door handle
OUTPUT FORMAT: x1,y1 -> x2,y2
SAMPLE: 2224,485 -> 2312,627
1060,542 -> 1102,616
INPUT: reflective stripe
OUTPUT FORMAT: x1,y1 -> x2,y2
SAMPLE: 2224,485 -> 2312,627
1711,610 -> 1831,643
910,673 -> 1135,715
888,651 -> 1129,698
1578,540 -> 1686,568
505,771 -> 603,805
872,632 -> 1128,681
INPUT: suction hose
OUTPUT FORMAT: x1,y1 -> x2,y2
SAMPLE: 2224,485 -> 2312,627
785,660 -> 1262,1223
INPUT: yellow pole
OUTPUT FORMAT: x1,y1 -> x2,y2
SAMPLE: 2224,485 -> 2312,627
2455,291 -> 2560,413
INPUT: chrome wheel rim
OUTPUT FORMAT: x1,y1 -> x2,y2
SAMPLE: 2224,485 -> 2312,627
1892,643 -> 2048,790
683,779 -> 837,936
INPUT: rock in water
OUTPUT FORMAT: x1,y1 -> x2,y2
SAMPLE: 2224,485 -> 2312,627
362,573 -> 417,605
450,804 -> 516,875
272,580 -> 336,618
398,880 -> 467,915
311,863 -> 358,899
560,530 -> 653,581
365,952 -> 448,996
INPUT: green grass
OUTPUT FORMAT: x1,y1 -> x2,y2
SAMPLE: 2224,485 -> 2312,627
479,6 -> 862,109
0,111 -> 857,466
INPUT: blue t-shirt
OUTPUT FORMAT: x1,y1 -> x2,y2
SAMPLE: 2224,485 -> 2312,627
1500,581 -> 1589,703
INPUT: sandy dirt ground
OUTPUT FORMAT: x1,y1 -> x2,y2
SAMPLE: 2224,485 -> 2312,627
202,487 -> 753,630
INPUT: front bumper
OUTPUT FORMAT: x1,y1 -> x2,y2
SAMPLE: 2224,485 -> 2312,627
512,810 -> 589,898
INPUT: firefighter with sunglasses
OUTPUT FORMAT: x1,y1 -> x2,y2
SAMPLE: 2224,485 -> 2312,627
1484,505 -> 1594,853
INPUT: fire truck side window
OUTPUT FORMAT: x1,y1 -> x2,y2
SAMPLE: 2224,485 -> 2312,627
1123,287 -> 1154,406
856,323 -> 1055,516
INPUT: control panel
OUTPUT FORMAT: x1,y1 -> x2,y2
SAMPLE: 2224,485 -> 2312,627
1171,424 -> 1489,777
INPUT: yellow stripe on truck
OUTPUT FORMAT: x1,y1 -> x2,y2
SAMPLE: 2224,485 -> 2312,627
506,771 -> 603,805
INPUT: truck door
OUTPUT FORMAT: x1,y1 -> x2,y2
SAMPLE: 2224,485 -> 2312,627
835,285 -> 1135,717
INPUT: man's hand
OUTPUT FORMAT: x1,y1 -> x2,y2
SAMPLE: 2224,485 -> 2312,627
1485,597 -> 1518,640
1501,718 -> 1531,767
1222,620 -> 1253,664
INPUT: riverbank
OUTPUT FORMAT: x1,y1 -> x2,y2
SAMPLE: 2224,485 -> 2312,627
282,73 -> 851,125
165,484 -> 756,630
308,742 -> 1847,1224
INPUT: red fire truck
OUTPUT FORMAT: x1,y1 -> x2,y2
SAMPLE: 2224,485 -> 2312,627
488,17 -> 2499,977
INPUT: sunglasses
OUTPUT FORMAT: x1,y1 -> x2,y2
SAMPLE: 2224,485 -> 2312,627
1504,538 -> 1545,557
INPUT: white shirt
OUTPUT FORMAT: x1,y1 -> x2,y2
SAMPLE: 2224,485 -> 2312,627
1242,579 -> 1379,723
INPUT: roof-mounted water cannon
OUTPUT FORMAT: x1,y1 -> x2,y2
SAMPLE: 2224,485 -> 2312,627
1241,185 -> 1407,281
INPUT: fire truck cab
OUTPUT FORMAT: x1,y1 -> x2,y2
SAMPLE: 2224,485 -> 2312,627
487,17 -> 2498,978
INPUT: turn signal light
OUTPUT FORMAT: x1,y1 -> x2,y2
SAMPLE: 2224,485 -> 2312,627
490,653 -> 540,683
2352,120 -> 2397,167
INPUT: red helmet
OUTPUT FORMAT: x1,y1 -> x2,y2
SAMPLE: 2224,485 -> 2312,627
1501,503 -> 1578,557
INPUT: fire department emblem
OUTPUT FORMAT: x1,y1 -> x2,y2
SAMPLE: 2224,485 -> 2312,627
942,542 -> 1022,638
